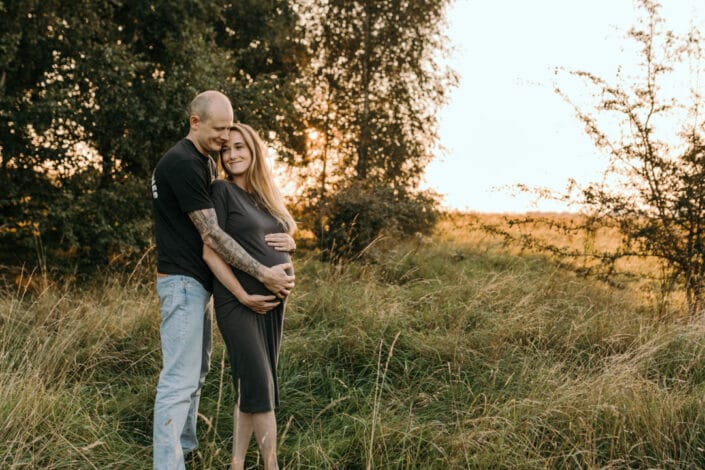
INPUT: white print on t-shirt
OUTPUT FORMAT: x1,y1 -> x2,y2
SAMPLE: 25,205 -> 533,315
151,171 -> 158,199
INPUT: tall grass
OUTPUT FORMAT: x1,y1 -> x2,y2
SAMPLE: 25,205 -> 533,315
0,269 -> 158,468
2,213 -> 705,468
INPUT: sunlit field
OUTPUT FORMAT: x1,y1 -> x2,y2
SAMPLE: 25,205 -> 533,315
3,212 -> 705,468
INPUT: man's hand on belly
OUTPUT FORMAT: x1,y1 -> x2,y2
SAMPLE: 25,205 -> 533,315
260,263 -> 295,298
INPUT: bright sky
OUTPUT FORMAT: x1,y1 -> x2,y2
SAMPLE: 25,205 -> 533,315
423,0 -> 705,213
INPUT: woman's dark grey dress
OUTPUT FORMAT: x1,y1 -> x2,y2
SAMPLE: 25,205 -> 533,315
211,179 -> 291,413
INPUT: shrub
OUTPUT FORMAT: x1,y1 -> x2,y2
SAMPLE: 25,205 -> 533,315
315,183 -> 439,261
44,175 -> 153,272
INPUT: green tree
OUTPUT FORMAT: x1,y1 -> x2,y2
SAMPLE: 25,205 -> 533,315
298,0 -> 456,189
0,0 -> 305,269
294,0 -> 456,257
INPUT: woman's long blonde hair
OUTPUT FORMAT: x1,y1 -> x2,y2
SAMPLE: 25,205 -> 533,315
221,123 -> 296,234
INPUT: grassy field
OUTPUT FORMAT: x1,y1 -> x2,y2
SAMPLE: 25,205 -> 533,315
3,213 -> 705,469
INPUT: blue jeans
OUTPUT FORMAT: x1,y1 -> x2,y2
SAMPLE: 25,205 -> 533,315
153,275 -> 212,470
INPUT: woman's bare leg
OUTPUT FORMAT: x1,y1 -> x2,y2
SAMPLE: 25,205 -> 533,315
231,406 -> 254,470
252,411 -> 278,470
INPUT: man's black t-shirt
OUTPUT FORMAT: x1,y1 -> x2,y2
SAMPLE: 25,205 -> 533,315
151,138 -> 216,291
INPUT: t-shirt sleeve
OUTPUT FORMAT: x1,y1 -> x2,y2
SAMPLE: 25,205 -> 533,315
211,180 -> 229,230
169,158 -> 214,213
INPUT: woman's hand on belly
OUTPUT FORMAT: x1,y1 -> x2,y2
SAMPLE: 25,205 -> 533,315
241,293 -> 281,314
265,233 -> 296,252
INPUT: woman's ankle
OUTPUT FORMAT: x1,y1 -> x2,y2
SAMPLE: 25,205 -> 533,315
230,457 -> 245,470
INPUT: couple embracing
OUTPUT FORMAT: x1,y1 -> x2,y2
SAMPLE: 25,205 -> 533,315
151,90 -> 296,470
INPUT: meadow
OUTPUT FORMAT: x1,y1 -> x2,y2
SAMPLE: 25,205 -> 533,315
2,213 -> 705,469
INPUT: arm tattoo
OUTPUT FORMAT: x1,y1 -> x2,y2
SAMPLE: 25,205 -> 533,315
188,208 -> 263,279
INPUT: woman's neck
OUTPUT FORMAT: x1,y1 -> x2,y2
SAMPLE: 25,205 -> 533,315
232,175 -> 248,192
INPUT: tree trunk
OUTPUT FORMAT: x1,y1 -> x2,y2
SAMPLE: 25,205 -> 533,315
686,275 -> 705,317
356,4 -> 371,181
320,86 -> 332,201
99,139 -> 114,188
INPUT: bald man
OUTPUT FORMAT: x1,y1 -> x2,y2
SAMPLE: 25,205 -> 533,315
150,90 -> 294,470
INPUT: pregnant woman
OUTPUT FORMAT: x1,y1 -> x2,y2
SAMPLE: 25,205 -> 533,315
203,123 -> 296,470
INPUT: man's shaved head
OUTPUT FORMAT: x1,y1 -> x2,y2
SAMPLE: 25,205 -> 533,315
186,90 -> 234,154
189,90 -> 232,123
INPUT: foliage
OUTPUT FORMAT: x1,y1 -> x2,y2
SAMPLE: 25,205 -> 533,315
0,0 -> 456,267
289,0 -> 456,256
314,182 -> 439,261
494,0 -> 705,315
0,0 -> 305,268
46,176 -> 155,269
294,0 -> 456,186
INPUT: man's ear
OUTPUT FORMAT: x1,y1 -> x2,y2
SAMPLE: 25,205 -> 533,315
189,115 -> 200,130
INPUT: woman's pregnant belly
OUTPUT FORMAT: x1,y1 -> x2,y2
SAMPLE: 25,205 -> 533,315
213,237 -> 292,307
231,248 -> 292,297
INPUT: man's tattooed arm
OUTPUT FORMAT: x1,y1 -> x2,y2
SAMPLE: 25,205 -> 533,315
188,208 -> 263,279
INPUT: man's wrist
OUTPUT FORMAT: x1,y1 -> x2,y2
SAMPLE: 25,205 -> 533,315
256,265 -> 268,283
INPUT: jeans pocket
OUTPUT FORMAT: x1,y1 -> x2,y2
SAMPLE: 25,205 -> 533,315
157,277 -> 188,324
157,277 -> 175,315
